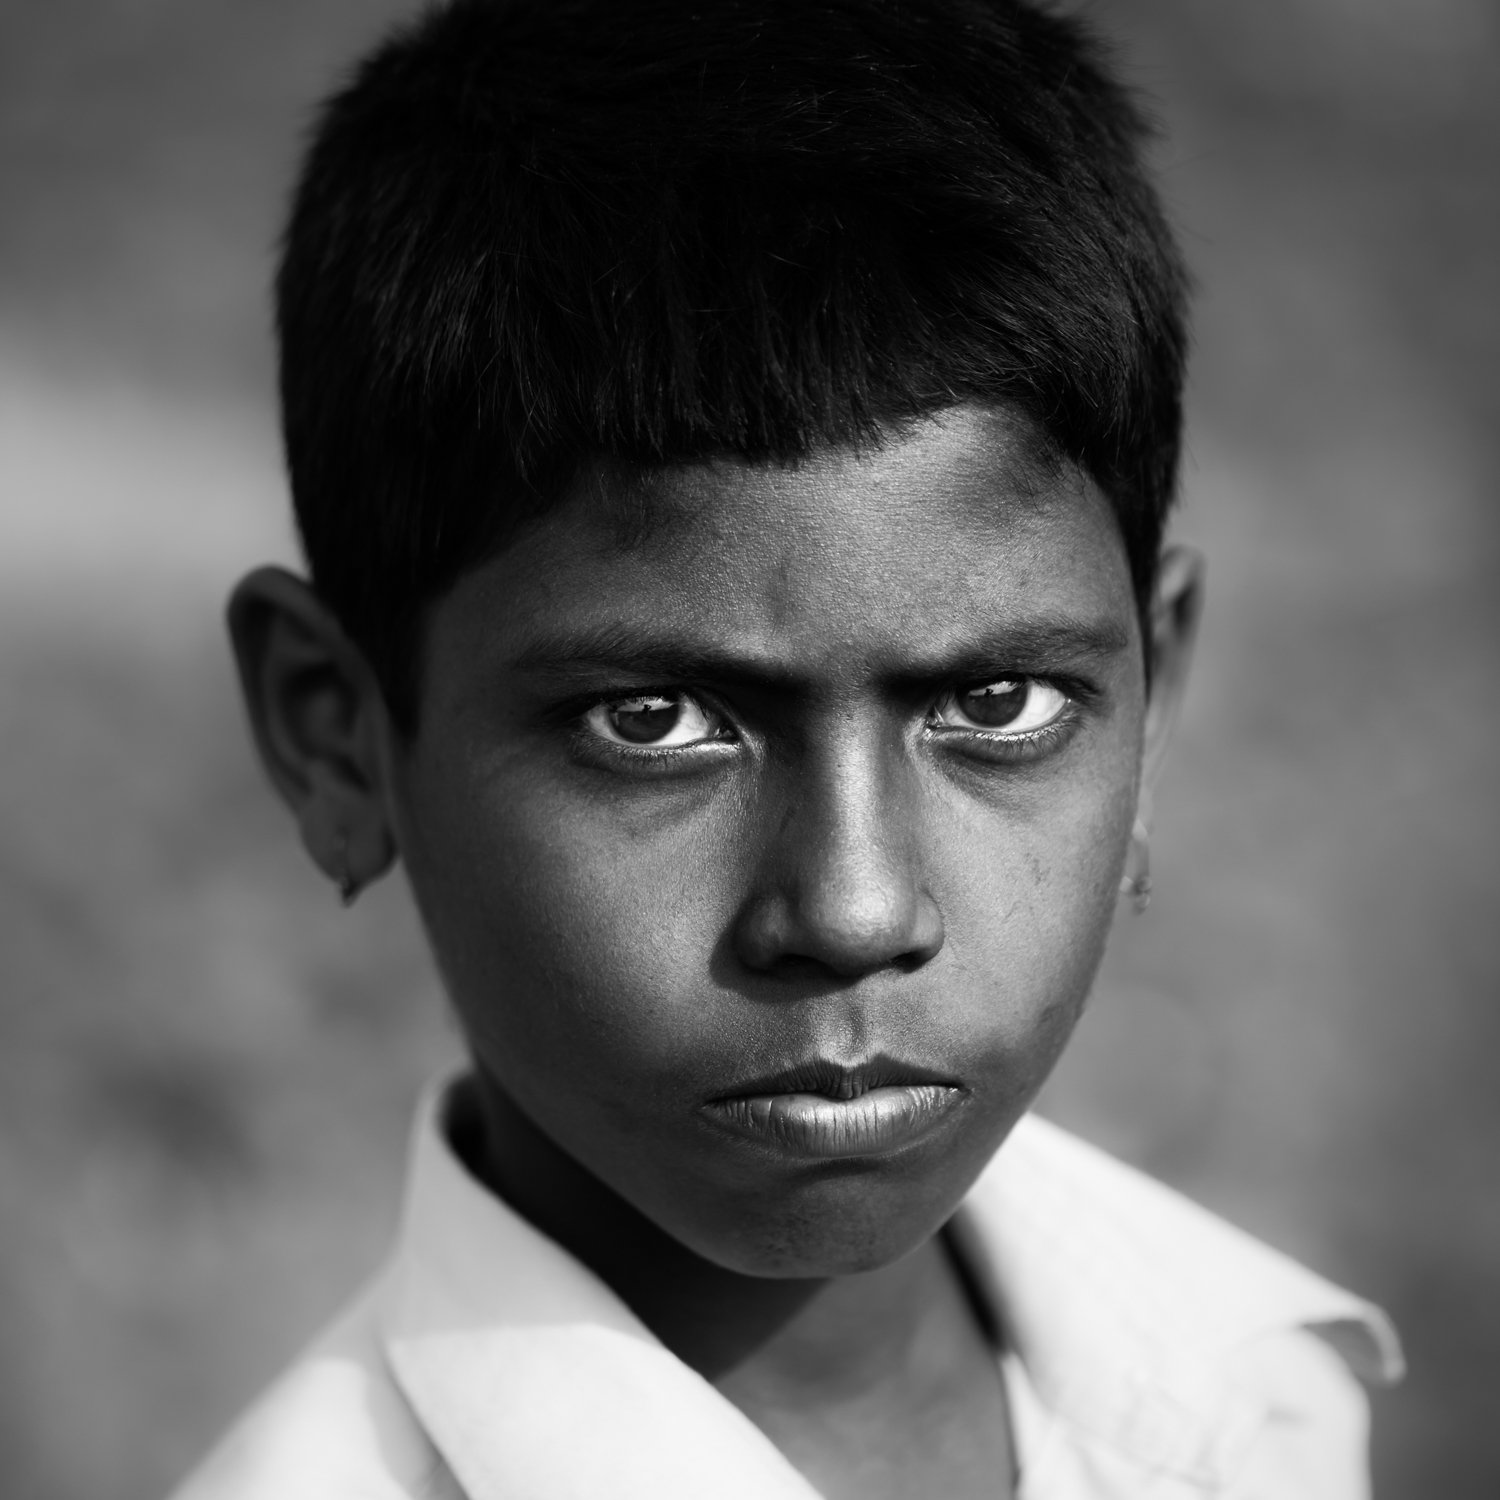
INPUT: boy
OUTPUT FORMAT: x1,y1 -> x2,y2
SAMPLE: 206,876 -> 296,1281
174,1 -> 1401,1495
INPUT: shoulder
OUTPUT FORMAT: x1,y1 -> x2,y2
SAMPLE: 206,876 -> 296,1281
1218,1325 -> 1378,1500
166,1282 -> 465,1500
961,1115 -> 1402,1498
981,1113 -> 1401,1385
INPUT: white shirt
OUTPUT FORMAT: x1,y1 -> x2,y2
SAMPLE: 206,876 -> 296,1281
170,1080 -> 1402,1500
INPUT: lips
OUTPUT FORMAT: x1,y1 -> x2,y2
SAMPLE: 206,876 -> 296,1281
700,1055 -> 966,1159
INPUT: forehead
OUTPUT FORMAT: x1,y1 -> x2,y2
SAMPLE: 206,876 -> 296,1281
441,406 -> 1135,675
587,405 -> 1063,548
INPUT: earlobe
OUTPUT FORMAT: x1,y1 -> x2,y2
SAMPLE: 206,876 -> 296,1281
226,566 -> 399,899
1118,816 -> 1153,914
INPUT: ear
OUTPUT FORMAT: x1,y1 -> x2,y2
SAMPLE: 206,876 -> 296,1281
1138,545 -> 1205,818
226,566 -> 398,899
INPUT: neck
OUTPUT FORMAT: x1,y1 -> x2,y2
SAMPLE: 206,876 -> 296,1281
461,1074 -> 965,1394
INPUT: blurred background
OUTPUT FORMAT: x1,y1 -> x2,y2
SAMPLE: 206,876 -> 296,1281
1,0 -> 1495,1494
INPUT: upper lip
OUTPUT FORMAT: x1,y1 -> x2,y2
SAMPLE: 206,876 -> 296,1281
709,1053 -> 958,1103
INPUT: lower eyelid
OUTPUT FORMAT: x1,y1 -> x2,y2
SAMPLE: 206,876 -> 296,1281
925,706 -> 1084,756
926,708 -> 1071,739
934,723 -> 1061,744
568,725 -> 740,767
608,736 -> 734,756
972,710 -> 1070,738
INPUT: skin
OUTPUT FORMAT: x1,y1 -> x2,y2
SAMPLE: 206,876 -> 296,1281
230,404 -> 1202,1499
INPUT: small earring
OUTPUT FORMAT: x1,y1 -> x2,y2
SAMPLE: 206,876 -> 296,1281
335,829 -> 361,908
1118,817 -> 1152,914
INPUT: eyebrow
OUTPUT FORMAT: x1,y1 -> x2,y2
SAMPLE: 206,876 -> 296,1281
900,617 -> 1133,684
509,616 -> 1132,687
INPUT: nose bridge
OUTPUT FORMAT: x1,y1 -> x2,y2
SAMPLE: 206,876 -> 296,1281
736,715 -> 944,977
803,733 -> 909,920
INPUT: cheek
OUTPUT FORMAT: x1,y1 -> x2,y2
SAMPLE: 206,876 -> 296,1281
399,765 -> 738,1086
398,698 -> 1141,1129
935,769 -> 1136,1073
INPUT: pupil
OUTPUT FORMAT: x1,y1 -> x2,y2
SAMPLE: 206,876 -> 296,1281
610,695 -> 682,743
961,680 -> 1027,728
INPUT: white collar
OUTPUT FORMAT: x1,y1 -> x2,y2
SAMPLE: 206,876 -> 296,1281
949,1115 -> 1401,1490
376,1079 -> 1400,1500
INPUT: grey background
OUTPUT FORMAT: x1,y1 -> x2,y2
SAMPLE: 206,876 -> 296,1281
1,1 -> 1496,1495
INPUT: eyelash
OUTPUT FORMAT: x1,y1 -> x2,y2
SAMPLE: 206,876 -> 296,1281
562,686 -> 738,769
565,676 -> 1094,770
923,678 -> 1094,764
923,702 -> 1083,765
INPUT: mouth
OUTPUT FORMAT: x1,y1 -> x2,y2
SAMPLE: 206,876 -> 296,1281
700,1055 -> 967,1160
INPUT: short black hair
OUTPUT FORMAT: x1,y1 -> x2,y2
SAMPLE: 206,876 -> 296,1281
277,0 -> 1189,725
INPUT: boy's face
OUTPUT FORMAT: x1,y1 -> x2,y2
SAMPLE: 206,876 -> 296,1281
385,406 -> 1164,1277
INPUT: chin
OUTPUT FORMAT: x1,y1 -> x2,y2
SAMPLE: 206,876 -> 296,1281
678,1180 -> 953,1280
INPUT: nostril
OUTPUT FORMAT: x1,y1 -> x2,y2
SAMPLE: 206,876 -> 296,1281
732,883 -> 945,978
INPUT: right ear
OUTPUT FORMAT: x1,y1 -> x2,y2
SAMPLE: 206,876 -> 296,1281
226,566 -> 398,899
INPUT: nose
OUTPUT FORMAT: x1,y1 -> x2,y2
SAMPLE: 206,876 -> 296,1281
731,739 -> 945,979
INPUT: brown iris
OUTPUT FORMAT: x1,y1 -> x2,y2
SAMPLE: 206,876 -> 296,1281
607,694 -> 683,743
956,680 -> 1029,728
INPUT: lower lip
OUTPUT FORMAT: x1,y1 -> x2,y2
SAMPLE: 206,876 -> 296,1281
702,1084 -> 964,1159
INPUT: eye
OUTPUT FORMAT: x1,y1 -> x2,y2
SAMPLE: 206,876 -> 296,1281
582,691 -> 724,748
930,677 -> 1071,736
